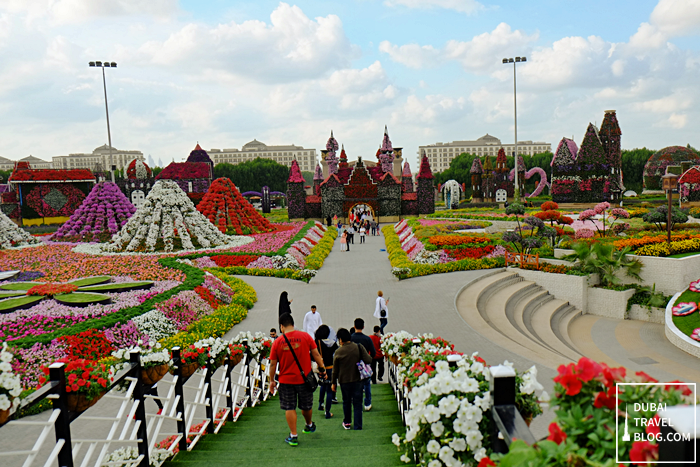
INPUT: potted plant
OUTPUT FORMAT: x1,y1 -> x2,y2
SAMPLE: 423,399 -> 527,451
229,344 -> 245,366
172,345 -> 208,379
40,359 -> 113,412
0,343 -> 22,423
112,343 -> 172,386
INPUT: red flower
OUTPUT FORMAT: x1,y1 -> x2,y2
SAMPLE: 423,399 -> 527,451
547,422 -> 567,445
554,363 -> 582,396
593,388 -> 617,410
600,363 -> 626,388
665,380 -> 693,396
477,458 -> 496,467
629,441 -> 658,465
646,414 -> 661,436
635,371 -> 658,383
575,357 -> 602,382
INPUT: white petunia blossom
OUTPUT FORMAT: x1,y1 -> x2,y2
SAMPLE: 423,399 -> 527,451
465,430 -> 484,451
449,438 -> 467,452
461,377 -> 479,393
423,404 -> 441,423
392,433 -> 402,446
439,446 -> 455,462
438,394 -> 459,416
431,421 -> 445,437
426,439 -> 441,454
473,447 -> 487,461
428,460 -> 442,467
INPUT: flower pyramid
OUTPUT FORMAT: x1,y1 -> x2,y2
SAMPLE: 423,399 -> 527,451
0,209 -> 41,249
197,178 -> 273,235
107,180 -> 233,252
52,182 -> 136,242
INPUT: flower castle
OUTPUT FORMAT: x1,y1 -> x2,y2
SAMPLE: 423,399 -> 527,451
551,110 -> 624,203
286,128 -> 434,221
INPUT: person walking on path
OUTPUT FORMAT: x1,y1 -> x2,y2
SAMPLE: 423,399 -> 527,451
347,225 -> 355,245
374,291 -> 389,334
340,230 -> 347,252
315,325 -> 338,418
359,224 -> 366,243
350,318 -> 375,411
331,328 -> 372,430
369,326 -> 385,384
303,305 -> 323,338
269,313 -> 327,446
278,291 -> 292,317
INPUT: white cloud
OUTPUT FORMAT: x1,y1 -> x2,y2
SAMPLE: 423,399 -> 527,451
134,3 -> 359,83
384,0 -> 485,15
380,23 -> 538,71
630,0 -> 700,48
1,0 -> 177,24
667,112 -> 688,128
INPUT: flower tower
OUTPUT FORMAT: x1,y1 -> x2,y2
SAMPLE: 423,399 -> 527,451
494,148 -> 512,197
107,180 -> 232,253
401,161 -> 414,193
52,182 -> 136,242
186,143 -> 214,174
339,144 -> 349,170
551,137 -> 579,203
286,159 -> 306,220
416,155 -> 435,214
313,163 -> 323,196
470,157 -> 483,201
482,156 -> 495,201
378,125 -> 395,173
576,123 -> 607,203
0,209 -> 40,249
127,159 -> 152,179
197,178 -> 273,235
325,131 -> 339,175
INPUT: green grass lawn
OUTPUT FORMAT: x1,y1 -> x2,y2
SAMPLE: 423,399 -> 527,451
668,251 -> 700,258
165,384 -> 405,467
672,290 -> 700,336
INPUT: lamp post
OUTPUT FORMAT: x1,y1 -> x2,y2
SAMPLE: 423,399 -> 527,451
89,61 -> 117,183
502,56 -> 526,202
662,173 -> 678,244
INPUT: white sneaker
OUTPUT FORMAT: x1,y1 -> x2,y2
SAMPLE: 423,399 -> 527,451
364,405 -> 372,412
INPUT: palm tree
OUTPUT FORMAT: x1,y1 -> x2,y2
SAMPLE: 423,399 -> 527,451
563,242 -> 643,287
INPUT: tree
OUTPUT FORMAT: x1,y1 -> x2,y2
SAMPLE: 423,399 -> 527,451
301,171 -> 314,187
151,167 -> 164,178
212,158 -> 289,193
620,148 -> 654,194
642,205 -> 688,231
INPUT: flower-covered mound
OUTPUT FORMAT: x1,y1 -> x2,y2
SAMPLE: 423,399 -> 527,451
197,178 -> 273,235
105,180 -> 251,253
0,209 -> 41,249
51,182 -> 136,243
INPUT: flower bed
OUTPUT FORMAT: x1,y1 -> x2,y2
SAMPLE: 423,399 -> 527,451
636,238 -> 700,257
384,331 -> 545,466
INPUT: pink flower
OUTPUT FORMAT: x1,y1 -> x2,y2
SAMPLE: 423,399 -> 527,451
594,202 -> 610,214
578,209 -> 596,221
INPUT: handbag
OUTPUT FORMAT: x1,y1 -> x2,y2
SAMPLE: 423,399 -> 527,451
380,308 -> 386,318
282,333 -> 318,393
356,344 -> 373,379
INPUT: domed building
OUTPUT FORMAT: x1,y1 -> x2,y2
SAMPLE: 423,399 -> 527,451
643,146 -> 700,191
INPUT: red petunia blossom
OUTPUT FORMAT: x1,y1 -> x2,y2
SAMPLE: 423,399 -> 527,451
547,422 -> 567,445
576,357 -> 602,382
554,363 -> 583,396
665,380 -> 693,396
593,388 -> 617,410
636,371 -> 658,383
646,414 -> 661,436
629,440 -> 658,465
477,458 -> 496,467
600,363 -> 626,388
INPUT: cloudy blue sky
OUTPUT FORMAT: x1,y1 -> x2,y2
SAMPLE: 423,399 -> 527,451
0,0 -> 698,169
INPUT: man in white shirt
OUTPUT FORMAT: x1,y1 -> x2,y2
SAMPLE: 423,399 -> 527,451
303,305 -> 323,338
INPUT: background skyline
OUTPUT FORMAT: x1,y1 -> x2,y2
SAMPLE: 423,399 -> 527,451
0,0 -> 698,169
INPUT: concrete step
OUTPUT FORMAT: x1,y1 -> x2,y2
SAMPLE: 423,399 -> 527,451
512,288 -> 551,345
527,299 -> 581,361
553,305 -> 582,356
478,278 -> 527,330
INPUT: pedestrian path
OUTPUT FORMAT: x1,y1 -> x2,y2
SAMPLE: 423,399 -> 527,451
164,384 -> 405,467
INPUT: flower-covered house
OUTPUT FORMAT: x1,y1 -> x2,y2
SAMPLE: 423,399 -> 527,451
288,128 -> 434,221
551,110 -> 624,203
117,159 -> 155,208
7,161 -> 96,226
156,144 -> 214,206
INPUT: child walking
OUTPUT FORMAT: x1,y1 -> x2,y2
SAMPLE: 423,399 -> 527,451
340,230 -> 347,252
359,225 -> 366,243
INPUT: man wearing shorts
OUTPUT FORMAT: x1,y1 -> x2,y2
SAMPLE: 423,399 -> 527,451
269,312 -> 327,446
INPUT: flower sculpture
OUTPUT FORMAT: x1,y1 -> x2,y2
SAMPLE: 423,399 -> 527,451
441,180 -> 462,209
127,159 -> 152,179
52,182 -> 136,243
689,279 -> 700,293
672,302 -> 697,316
0,209 -> 41,249
107,180 -> 242,253
325,131 -> 339,175
378,125 -> 395,173
692,328 -> 700,341
197,178 -> 273,235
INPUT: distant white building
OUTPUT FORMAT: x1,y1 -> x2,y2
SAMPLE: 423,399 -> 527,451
53,145 -> 144,171
418,134 -> 552,172
0,155 -> 52,171
207,140 -> 318,172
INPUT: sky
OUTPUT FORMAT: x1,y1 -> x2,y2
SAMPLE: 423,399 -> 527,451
0,0 -> 699,170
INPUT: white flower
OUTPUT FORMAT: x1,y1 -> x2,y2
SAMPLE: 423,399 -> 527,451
435,360 -> 450,373
0,394 -> 10,410
438,394 -> 459,416
452,418 -> 466,434
0,362 -> 11,373
465,430 -> 484,450
423,404 -> 441,423
449,438 -> 467,452
470,361 -> 484,375
474,394 -> 491,411
473,447 -> 487,461
464,405 -> 483,422
540,391 -> 550,403
400,454 -> 411,464
461,377 -> 479,393
405,427 -> 418,442
426,440 -> 441,454
428,460 -> 442,467
438,446 -> 455,462
392,433 -> 401,446
431,421 -> 445,437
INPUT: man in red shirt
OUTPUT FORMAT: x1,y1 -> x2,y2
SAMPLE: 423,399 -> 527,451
269,312 -> 327,446
370,325 -> 384,384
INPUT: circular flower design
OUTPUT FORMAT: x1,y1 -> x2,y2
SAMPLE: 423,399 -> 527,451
691,329 -> 700,341
672,302 -> 697,316
689,280 -> 700,293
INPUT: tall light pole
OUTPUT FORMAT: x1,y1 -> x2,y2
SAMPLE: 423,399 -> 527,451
502,56 -> 526,201
89,61 -> 117,183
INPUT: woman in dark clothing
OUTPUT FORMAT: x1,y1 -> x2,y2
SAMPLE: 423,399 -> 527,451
315,325 -> 338,419
278,291 -> 292,317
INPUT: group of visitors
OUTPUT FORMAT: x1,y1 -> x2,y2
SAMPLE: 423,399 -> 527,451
337,212 -> 379,252
269,290 -> 391,446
